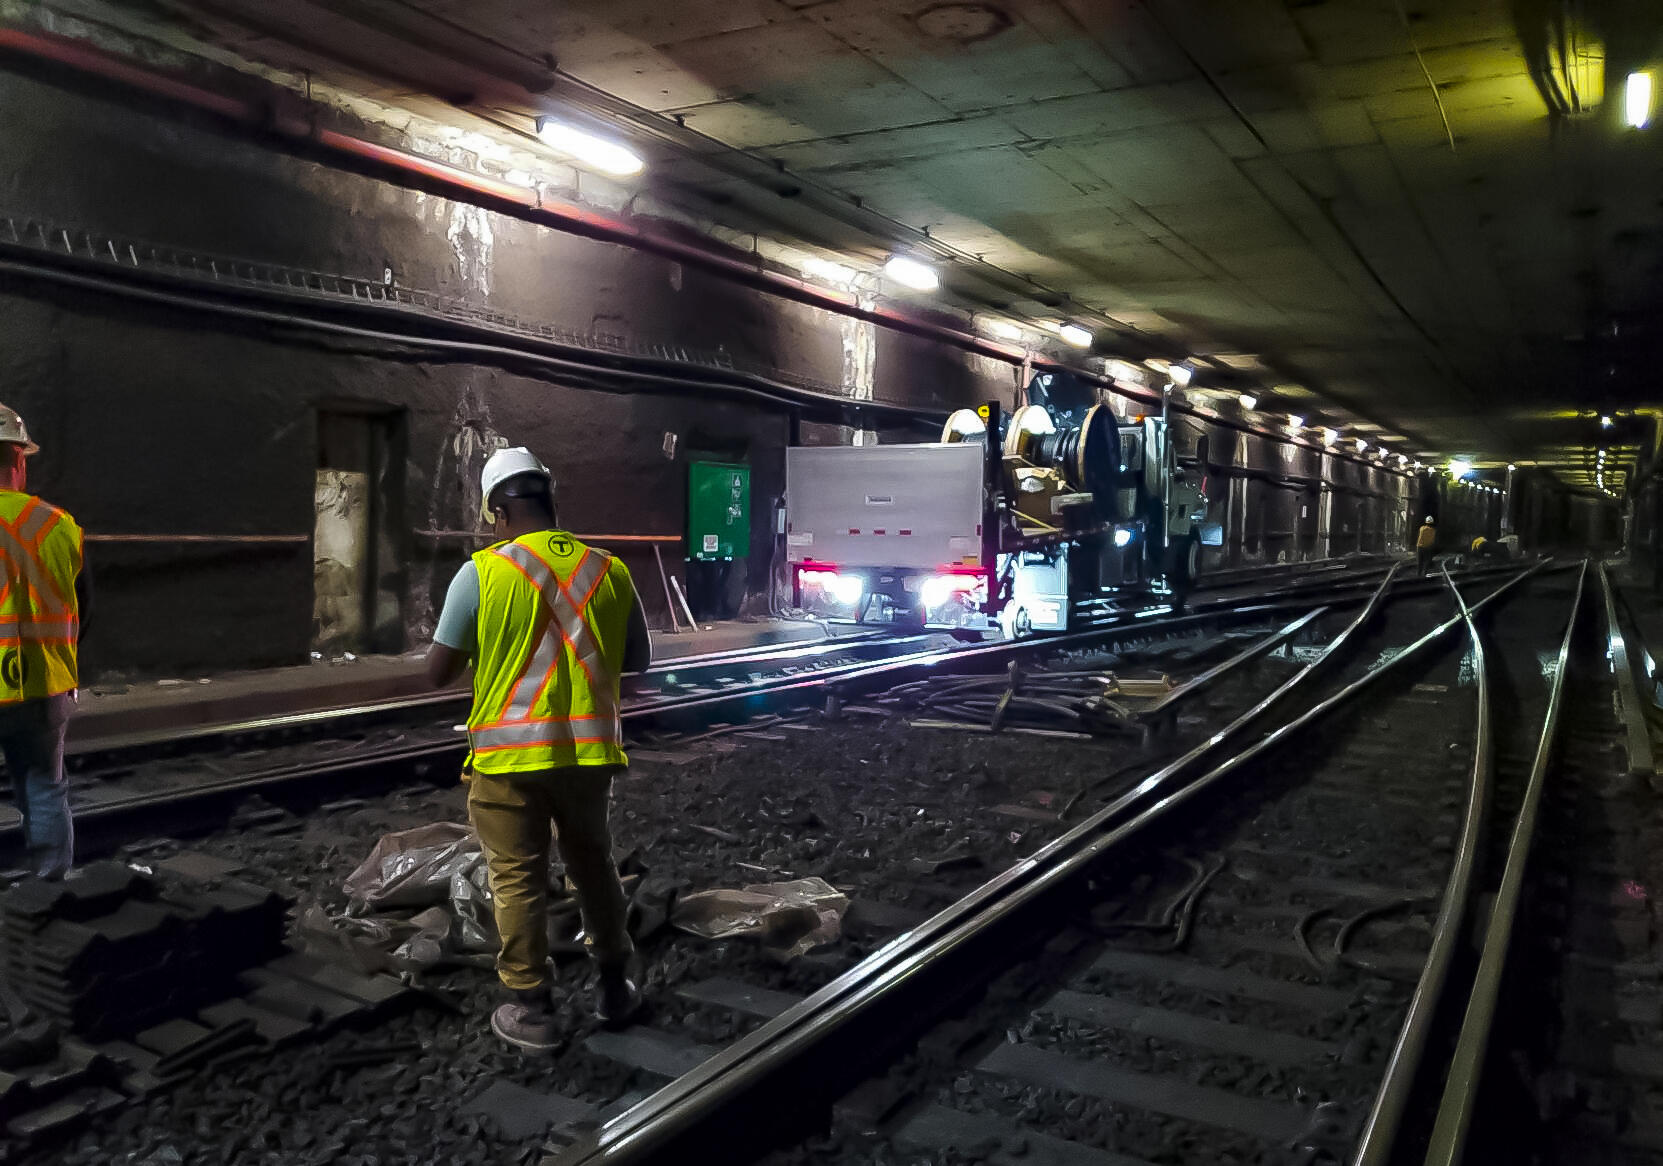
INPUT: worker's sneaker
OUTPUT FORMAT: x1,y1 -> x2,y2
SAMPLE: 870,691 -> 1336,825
490,989 -> 561,1053
596,968 -> 643,1029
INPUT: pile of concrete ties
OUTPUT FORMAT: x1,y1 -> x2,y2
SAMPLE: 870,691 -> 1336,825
0,857 -> 428,1158
1,861 -> 286,1036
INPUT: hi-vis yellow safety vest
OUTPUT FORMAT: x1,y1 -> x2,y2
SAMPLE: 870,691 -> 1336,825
0,491 -> 82,704
467,531 -> 633,774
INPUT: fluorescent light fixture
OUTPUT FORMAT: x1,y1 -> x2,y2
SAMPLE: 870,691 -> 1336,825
1449,459 -> 1473,479
1601,414 -> 1614,428
1507,463 -> 1516,471
1057,322 -> 1094,348
1170,363 -> 1193,387
799,255 -> 859,287
982,317 -> 1024,342
1238,393 -> 1257,411
883,256 -> 939,292
1287,414 -> 1305,430
1323,428 -> 1339,446
1355,438 -> 1369,451
534,117 -> 644,176
1113,527 -> 1134,548
1628,72 -> 1653,129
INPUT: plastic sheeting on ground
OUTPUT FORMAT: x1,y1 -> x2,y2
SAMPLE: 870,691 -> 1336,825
670,877 -> 849,960
305,823 -> 500,973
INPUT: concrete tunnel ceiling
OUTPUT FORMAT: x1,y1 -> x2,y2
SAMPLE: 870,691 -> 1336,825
21,0 -> 1663,490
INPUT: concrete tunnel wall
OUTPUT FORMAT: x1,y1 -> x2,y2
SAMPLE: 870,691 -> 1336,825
0,64 -> 1551,679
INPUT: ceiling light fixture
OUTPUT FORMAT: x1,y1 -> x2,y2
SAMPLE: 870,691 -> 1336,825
534,117 -> 645,176
1449,459 -> 1473,479
1323,428 -> 1340,446
1627,72 -> 1654,129
982,318 -> 1024,342
1355,438 -> 1368,451
1238,393 -> 1257,411
1169,363 -> 1193,387
1601,414 -> 1615,428
883,256 -> 940,292
1056,322 -> 1093,348
1287,414 -> 1305,431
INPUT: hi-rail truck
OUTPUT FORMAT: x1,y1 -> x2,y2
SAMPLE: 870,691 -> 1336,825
785,371 -> 1211,636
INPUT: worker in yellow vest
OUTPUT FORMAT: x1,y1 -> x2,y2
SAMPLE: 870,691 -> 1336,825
1416,515 -> 1436,574
425,447 -> 650,1051
0,404 -> 87,881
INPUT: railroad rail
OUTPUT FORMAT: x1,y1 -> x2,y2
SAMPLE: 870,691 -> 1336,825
538,559 -> 1586,1166
2,558 -> 1519,863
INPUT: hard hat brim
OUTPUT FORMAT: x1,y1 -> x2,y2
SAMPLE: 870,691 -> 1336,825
0,438 -> 39,456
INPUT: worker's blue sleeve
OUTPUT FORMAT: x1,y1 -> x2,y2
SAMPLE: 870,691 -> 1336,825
433,561 -> 480,652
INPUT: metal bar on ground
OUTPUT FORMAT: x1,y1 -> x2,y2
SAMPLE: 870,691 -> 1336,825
1351,565 -> 1497,1166
653,544 -> 681,633
1597,561 -> 1654,777
1140,605 -> 1328,719
1423,559 -> 1588,1166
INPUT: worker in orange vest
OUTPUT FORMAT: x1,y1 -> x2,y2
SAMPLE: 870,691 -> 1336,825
0,404 -> 88,880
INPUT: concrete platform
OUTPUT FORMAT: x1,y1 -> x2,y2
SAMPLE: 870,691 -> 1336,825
68,618 -> 842,749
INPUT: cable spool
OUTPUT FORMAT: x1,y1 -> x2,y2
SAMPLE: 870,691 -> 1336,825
1023,405 -> 1123,521
940,409 -> 988,444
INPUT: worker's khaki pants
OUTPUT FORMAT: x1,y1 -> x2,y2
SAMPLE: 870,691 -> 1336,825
466,764 -> 633,992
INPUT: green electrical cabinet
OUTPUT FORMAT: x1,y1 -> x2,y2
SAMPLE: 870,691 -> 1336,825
688,461 -> 750,561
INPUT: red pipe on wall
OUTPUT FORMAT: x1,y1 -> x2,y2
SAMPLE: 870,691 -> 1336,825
0,24 -> 1405,476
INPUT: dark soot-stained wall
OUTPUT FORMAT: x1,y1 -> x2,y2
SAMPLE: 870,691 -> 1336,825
0,66 -> 1539,678
0,67 -> 1018,676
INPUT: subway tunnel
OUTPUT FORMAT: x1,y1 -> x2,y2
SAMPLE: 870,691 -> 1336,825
0,3 -> 1659,1165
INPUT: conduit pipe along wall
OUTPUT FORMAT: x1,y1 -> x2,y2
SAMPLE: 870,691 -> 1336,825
0,23 -> 1411,479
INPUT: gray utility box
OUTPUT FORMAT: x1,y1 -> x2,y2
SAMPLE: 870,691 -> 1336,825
785,443 -> 985,571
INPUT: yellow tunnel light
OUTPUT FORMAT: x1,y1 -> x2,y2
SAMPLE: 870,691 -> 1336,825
1627,72 -> 1653,130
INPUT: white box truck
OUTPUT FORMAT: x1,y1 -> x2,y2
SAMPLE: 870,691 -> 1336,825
786,373 -> 1208,635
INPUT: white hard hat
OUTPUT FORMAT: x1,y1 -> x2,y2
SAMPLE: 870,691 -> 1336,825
0,404 -> 38,455
480,446 -> 552,522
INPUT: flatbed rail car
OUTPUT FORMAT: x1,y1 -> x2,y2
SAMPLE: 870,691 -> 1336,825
786,373 -> 1210,634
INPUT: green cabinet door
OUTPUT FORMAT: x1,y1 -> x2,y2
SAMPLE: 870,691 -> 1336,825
688,461 -> 750,561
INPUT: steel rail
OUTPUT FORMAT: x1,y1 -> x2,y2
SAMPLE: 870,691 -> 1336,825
65,629 -> 918,757
549,567 -> 1407,1165
63,560 -> 1519,761
549,562 -> 1547,1166
1596,561 -> 1654,777
1350,565 -> 1498,1166
0,585 -> 1368,856
1139,604 -> 1328,721
1422,560 -> 1588,1166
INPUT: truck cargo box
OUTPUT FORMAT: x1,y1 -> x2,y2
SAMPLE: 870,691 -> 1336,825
785,443 -> 984,571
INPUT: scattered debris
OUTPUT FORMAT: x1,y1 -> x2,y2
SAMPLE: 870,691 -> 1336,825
672,877 -> 849,959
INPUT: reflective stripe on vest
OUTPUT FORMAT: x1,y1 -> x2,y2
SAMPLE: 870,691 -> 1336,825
0,493 -> 81,702
467,535 -> 627,770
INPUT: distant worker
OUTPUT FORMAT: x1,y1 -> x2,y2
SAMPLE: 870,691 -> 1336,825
425,447 -> 651,1052
1416,515 -> 1437,574
1470,535 -> 1503,561
0,405 -> 87,881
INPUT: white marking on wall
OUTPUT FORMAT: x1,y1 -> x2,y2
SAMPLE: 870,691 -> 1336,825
447,203 -> 496,297
840,315 -> 876,401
